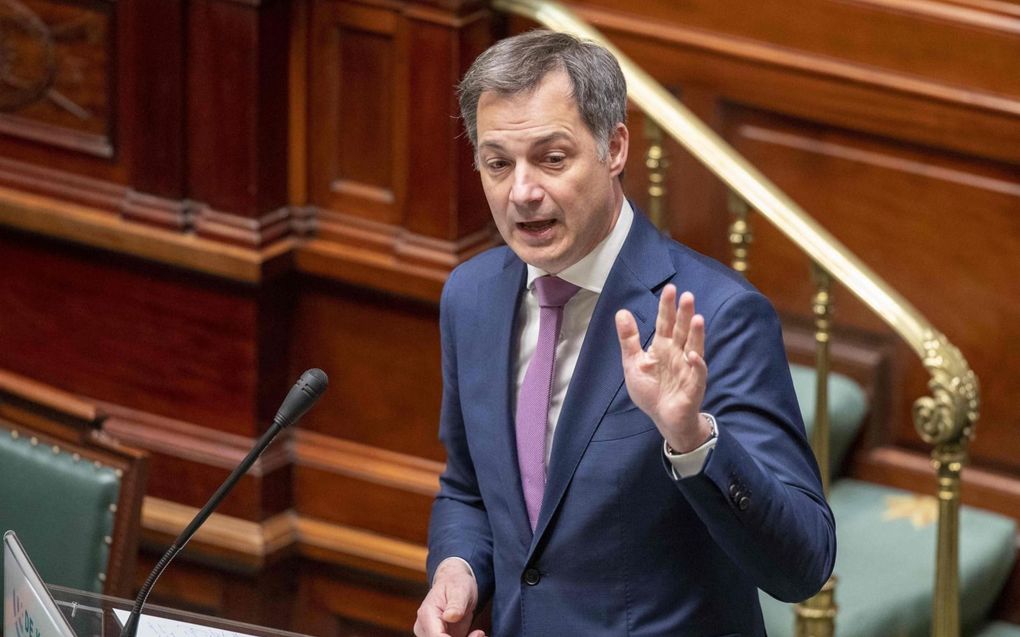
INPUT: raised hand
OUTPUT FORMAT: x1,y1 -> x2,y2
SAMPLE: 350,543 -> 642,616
414,559 -> 487,637
614,285 -> 711,453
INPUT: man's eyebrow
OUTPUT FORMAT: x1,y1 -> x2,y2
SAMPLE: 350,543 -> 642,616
533,132 -> 573,147
477,140 -> 507,153
478,132 -> 574,153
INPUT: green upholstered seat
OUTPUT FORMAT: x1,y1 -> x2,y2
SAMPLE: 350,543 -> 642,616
788,363 -> 868,472
760,479 -> 1017,637
0,428 -> 121,593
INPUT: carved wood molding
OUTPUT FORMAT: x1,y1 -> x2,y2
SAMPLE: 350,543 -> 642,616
0,183 -> 294,282
142,496 -> 428,577
98,405 -> 439,576
100,403 -> 291,475
0,368 -> 101,426
121,190 -> 193,232
0,156 -> 126,212
0,116 -> 113,158
298,209 -> 499,302
292,430 -> 442,496
193,204 -> 295,249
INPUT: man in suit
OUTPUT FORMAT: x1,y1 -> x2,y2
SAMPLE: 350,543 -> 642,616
414,30 -> 835,637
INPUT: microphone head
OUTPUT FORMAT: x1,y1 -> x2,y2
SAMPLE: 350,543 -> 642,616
274,368 -> 329,428
299,368 -> 329,397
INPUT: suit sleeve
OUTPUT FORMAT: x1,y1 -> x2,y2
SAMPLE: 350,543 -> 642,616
426,269 -> 495,604
671,290 -> 837,603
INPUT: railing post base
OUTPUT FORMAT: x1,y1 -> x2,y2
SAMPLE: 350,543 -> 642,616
795,574 -> 838,637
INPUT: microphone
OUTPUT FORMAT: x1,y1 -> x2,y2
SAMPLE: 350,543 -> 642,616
120,369 -> 329,637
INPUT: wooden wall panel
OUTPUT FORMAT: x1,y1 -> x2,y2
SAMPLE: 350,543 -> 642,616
188,0 -> 291,246
298,1 -> 498,302
0,229 -> 263,436
288,279 -> 445,460
723,108 -> 1020,467
309,2 -> 404,225
0,0 -> 114,156
579,0 -> 1020,98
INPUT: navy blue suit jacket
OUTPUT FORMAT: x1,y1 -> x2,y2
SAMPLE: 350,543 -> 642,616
427,210 -> 836,636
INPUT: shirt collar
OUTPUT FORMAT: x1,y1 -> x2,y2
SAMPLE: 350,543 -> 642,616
525,199 -> 634,295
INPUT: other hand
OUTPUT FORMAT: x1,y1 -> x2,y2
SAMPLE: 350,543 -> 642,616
413,559 -> 486,637
615,285 -> 710,453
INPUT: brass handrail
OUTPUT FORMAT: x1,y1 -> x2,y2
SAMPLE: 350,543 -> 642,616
493,1 -> 980,636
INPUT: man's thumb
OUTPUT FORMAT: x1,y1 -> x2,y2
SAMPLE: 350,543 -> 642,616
441,594 -> 467,622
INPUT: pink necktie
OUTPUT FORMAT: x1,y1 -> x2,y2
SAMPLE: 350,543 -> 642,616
516,275 -> 580,531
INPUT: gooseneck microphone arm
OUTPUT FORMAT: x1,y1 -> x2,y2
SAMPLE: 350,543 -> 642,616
120,369 -> 329,637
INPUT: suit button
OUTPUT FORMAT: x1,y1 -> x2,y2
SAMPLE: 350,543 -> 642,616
729,483 -> 740,498
523,568 -> 541,586
737,495 -> 750,511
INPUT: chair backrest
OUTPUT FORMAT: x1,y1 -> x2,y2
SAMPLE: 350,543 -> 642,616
0,371 -> 147,597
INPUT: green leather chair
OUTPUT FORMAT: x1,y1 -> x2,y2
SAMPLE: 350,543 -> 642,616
0,422 -> 147,595
761,367 -> 1018,636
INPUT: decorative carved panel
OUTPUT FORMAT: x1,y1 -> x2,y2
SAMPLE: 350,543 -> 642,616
0,0 -> 114,157
309,2 -> 405,226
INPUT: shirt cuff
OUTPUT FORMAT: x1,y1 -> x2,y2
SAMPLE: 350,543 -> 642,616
664,413 -> 718,479
433,557 -> 476,586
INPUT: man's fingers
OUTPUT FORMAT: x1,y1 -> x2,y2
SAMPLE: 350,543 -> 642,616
414,596 -> 448,637
674,291 -> 695,349
685,313 -> 705,360
468,631 -> 488,637
615,310 -> 642,362
655,284 -> 677,340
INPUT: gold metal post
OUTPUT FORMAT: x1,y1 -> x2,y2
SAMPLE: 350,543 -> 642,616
809,263 -> 833,497
913,332 -> 979,637
795,262 -> 837,637
644,117 -> 669,231
727,191 -> 752,274
931,443 -> 965,637
795,575 -> 838,637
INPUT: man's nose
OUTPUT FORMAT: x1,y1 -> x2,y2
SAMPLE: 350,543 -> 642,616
509,165 -> 543,206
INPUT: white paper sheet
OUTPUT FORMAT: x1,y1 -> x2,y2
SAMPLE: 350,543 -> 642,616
112,608 -> 263,637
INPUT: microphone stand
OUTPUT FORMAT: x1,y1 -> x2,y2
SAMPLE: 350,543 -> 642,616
120,418 -> 287,637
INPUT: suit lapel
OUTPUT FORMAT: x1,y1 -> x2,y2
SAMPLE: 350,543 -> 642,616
475,253 -> 534,545
529,212 -> 675,554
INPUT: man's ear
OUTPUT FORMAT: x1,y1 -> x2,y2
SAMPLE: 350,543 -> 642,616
607,123 -> 629,178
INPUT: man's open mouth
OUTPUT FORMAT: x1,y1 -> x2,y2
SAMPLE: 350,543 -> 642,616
517,219 -> 556,232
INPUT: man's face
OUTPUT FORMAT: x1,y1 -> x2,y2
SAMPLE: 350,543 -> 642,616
475,69 -> 629,274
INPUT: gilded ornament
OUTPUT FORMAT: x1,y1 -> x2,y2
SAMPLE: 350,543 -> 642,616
912,331 -> 979,446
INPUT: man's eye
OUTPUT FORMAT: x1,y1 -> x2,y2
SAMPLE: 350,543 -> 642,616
545,154 -> 566,166
486,160 -> 509,172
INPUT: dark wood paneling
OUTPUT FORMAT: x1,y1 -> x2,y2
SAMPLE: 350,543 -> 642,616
288,278 -> 445,459
122,0 -> 186,202
0,229 -> 261,436
556,7 -> 1020,166
300,2 -> 498,301
577,0 -> 1020,99
188,0 -> 291,245
722,107 -> 1020,468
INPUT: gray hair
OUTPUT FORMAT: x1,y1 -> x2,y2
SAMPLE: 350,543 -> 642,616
458,29 -> 627,160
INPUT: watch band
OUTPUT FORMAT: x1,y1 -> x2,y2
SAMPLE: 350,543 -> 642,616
664,413 -> 718,457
